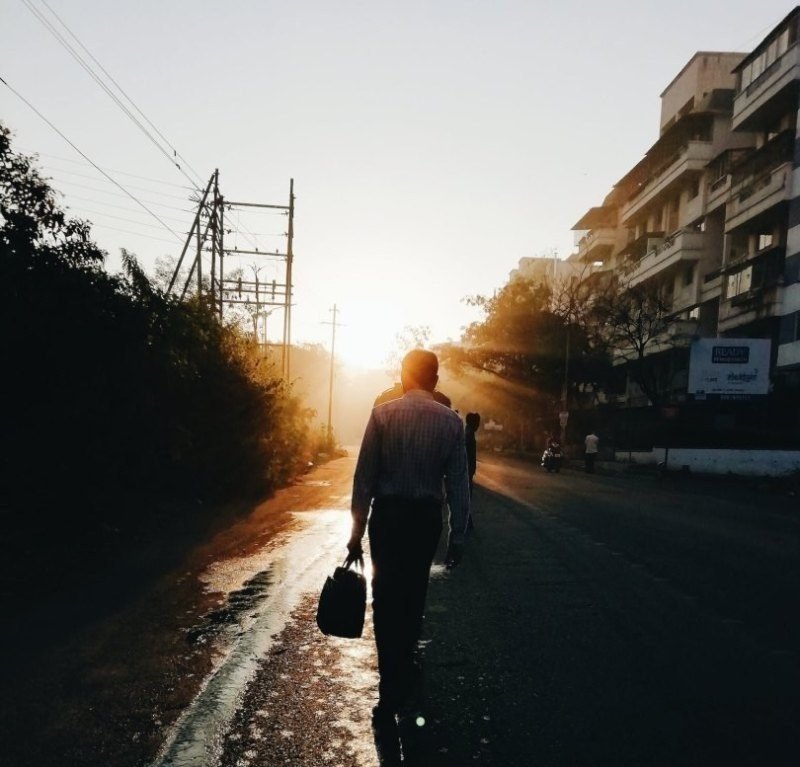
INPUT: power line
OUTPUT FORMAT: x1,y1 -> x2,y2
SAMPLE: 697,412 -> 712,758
1,74 -> 184,243
43,166 -> 195,201
23,149 -> 194,189
40,0 -> 206,187
64,193 -> 192,222
89,222 -> 180,244
66,205 -> 191,229
21,0 -> 205,191
48,179 -> 193,212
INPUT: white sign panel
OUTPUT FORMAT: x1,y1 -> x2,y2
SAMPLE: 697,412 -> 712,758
688,338 -> 771,396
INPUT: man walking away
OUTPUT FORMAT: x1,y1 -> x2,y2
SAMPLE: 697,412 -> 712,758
346,349 -> 470,764
584,429 -> 599,473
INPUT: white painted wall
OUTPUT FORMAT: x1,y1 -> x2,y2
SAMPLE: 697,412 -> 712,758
616,448 -> 800,476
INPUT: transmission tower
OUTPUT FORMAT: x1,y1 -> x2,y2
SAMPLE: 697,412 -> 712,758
169,174 -> 295,379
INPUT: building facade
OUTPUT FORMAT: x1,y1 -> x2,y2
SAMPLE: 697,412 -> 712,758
572,13 -> 800,409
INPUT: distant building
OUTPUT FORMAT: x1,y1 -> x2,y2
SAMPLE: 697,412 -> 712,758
509,254 -> 585,286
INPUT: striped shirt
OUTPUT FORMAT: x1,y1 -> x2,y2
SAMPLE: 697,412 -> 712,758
352,389 -> 471,545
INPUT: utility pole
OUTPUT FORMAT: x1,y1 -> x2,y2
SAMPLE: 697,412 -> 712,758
284,178 -> 295,381
168,174 -> 294,377
323,304 -> 342,446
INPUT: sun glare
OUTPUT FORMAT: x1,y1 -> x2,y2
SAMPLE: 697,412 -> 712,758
335,325 -> 395,372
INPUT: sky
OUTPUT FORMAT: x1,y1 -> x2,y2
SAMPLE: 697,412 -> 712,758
2,0 -> 796,369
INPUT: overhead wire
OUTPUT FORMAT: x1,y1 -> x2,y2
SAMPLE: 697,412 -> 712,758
63,193 -> 193,222
89,223 -> 180,245
0,75 -> 184,242
45,179 -> 194,212
42,166 -> 196,201
23,149 -> 195,189
39,0 -> 206,189
21,0 -> 205,192
66,206 -> 191,231
64,200 -> 191,226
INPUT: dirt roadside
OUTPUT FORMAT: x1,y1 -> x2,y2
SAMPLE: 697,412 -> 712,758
0,456 -> 356,767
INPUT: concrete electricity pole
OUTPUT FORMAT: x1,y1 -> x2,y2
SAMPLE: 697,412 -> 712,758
323,304 -> 342,445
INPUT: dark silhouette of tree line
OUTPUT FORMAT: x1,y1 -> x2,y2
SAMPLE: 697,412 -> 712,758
1,124 -> 316,586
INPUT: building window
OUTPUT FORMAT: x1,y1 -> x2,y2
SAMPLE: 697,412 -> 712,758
684,264 -> 695,287
688,306 -> 700,320
758,233 -> 775,250
779,311 -> 800,344
727,266 -> 753,298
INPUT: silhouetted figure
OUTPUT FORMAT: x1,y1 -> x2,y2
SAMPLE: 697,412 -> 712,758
374,381 -> 452,408
348,350 -> 469,765
584,429 -> 599,473
465,412 -> 480,530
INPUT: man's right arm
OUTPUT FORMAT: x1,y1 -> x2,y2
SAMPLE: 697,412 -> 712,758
349,411 -> 380,553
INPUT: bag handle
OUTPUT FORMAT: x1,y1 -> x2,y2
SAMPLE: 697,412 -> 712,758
343,556 -> 363,572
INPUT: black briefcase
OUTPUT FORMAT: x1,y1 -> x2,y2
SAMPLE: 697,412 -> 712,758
316,561 -> 367,638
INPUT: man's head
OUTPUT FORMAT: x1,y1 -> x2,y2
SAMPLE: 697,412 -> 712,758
401,349 -> 439,392
465,412 -> 480,430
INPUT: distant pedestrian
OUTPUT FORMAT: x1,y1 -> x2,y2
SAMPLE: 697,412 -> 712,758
465,412 -> 480,529
584,429 -> 599,473
374,380 -> 452,408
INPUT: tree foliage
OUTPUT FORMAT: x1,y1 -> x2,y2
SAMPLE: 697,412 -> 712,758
588,275 -> 674,407
441,278 -> 606,410
1,124 -> 315,563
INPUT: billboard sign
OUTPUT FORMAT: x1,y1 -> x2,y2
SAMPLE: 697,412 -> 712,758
688,338 -> 771,396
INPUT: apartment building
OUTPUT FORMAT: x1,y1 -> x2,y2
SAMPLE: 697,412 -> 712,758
573,52 -> 752,404
726,7 -> 800,388
573,8 -> 800,410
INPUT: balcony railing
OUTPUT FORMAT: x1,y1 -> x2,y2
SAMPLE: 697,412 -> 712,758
621,141 -> 714,224
725,161 -> 792,232
628,229 -> 705,287
718,283 -> 783,331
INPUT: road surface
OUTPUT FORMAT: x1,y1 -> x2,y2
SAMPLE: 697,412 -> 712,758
2,452 -> 798,766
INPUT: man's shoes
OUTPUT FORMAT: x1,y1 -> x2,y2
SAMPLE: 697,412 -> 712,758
372,705 -> 402,766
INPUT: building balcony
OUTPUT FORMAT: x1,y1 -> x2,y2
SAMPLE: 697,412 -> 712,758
628,229 -> 705,287
732,43 -> 800,132
577,227 -> 616,262
621,141 -> 714,225
671,282 -> 702,314
724,161 -> 792,232
706,173 -> 731,212
717,283 -> 783,333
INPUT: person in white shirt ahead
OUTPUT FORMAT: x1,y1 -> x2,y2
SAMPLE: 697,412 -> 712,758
584,430 -> 599,473
346,349 -> 470,742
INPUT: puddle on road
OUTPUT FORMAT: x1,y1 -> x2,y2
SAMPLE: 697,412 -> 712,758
150,509 -> 354,767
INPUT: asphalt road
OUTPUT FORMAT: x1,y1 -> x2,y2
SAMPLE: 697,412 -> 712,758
421,454 -> 800,767
4,453 -> 799,767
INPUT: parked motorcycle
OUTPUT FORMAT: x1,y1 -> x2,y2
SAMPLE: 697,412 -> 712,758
541,442 -> 563,473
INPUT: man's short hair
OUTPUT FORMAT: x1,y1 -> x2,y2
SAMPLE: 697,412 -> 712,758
465,412 -> 480,429
401,349 -> 438,391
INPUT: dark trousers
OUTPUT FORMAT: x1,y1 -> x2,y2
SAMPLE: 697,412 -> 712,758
368,497 -> 442,711
585,452 -> 596,473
